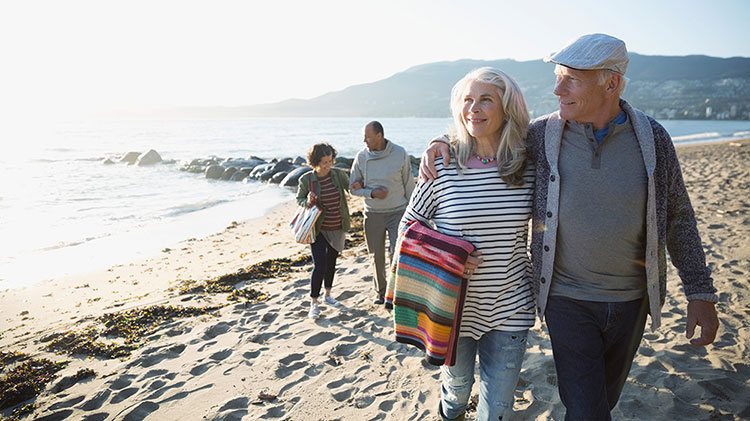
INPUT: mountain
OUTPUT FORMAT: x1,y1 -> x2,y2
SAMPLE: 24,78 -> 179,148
173,54 -> 750,120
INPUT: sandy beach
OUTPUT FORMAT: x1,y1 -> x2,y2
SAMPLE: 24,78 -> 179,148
1,139 -> 749,421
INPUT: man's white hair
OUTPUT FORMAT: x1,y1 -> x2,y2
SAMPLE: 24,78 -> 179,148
598,69 -> 628,96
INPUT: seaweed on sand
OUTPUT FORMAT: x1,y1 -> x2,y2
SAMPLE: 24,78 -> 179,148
227,287 -> 268,302
99,304 -> 223,343
41,327 -> 136,359
0,358 -> 67,410
41,304 -> 223,359
179,255 -> 312,294
345,211 -> 365,248
0,353 -> 30,373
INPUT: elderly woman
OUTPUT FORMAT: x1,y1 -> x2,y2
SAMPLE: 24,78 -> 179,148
400,67 -> 535,421
296,143 -> 350,319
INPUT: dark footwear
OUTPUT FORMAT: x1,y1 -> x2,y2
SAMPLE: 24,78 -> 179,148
373,295 -> 385,305
438,402 -> 465,421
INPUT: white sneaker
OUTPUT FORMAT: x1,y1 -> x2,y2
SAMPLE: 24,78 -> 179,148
308,303 -> 320,319
324,295 -> 340,307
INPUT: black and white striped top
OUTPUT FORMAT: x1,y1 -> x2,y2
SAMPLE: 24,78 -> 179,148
401,160 -> 536,339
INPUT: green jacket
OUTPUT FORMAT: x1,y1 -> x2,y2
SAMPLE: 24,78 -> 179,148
296,168 -> 351,232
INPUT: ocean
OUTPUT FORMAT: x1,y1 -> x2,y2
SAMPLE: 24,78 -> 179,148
1,117 -> 748,289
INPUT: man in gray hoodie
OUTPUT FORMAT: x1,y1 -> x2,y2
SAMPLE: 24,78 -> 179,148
350,121 -> 416,305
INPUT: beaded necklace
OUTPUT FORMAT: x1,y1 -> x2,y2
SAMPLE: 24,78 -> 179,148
475,154 -> 497,164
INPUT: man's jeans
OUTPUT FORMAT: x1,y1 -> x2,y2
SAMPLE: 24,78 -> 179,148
440,330 -> 528,421
545,295 -> 648,421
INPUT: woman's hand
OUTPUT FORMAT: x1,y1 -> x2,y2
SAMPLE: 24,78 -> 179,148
307,192 -> 318,207
419,142 -> 451,181
462,250 -> 483,278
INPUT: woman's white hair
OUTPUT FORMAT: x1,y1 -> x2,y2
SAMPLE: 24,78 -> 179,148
449,67 -> 529,186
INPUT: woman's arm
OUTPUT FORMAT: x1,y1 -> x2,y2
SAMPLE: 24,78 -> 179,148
296,174 -> 311,207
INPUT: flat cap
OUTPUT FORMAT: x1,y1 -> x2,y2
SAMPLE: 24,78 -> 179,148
544,33 -> 629,75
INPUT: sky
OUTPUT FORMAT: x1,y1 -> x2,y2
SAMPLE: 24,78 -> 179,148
1,0 -> 748,121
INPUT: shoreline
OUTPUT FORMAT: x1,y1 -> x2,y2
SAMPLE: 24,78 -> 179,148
1,134 -> 744,292
1,139 -> 749,420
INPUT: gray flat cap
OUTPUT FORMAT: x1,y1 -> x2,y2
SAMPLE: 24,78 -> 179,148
544,33 -> 629,75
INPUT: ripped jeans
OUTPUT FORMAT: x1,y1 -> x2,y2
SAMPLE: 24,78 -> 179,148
440,329 -> 528,421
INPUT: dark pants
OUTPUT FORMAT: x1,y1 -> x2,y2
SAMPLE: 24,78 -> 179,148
545,295 -> 648,421
310,233 -> 339,298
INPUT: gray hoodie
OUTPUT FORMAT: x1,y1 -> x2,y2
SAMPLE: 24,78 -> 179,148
349,140 -> 416,213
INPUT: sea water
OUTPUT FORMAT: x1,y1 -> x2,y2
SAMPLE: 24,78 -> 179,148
1,117 -> 748,288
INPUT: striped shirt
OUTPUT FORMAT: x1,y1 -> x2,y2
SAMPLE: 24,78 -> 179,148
401,160 -> 536,339
318,173 -> 342,231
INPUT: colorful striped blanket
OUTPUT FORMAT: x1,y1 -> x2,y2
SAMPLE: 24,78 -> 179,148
385,220 -> 474,366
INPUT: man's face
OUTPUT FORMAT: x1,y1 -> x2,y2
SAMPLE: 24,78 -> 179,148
553,65 -> 609,123
363,125 -> 385,151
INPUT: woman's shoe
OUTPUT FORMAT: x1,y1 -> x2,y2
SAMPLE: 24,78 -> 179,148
324,295 -> 340,306
308,302 -> 320,319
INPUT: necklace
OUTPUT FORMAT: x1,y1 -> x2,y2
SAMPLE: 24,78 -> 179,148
475,154 -> 496,164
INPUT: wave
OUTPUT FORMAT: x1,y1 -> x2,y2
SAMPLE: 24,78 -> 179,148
733,131 -> 750,138
28,156 -> 115,164
163,199 -> 231,217
672,132 -> 722,142
39,234 -> 111,252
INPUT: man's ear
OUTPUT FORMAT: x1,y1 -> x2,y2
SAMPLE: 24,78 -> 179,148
606,73 -> 622,97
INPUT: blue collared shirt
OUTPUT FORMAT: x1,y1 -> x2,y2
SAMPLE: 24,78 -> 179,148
593,111 -> 627,144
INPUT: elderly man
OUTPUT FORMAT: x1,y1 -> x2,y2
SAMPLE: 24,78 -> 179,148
422,33 -> 719,420
350,121 -> 416,305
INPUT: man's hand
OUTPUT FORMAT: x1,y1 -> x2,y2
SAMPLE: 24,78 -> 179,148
686,299 -> 719,346
371,186 -> 388,199
461,250 -> 483,278
351,181 -> 363,190
419,142 -> 451,182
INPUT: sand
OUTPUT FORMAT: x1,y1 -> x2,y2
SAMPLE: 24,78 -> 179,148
1,139 -> 749,420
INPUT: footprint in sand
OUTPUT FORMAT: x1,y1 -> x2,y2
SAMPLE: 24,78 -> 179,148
218,397 -> 249,412
48,395 -> 85,410
144,380 -> 188,401
140,368 -> 169,380
276,353 -> 308,378
336,290 -> 359,301
79,389 -> 111,411
131,343 -> 186,368
109,374 -> 135,390
81,413 -> 108,421
190,362 -> 215,376
203,321 -> 233,339
36,410 -> 74,420
378,399 -> 396,411
304,331 -> 339,346
122,401 -> 159,421
263,404 -> 288,418
148,379 -> 167,390
329,341 -> 367,357
209,348 -> 233,361
110,387 -> 139,404
242,348 -> 265,360
198,341 -> 218,352
261,311 -> 278,323
250,332 -> 280,344
331,386 -> 358,402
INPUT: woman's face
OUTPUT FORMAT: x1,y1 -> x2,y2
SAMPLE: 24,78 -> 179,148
461,80 -> 506,143
314,154 -> 334,176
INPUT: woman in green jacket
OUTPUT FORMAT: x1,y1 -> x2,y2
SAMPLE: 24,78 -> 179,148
296,143 -> 351,319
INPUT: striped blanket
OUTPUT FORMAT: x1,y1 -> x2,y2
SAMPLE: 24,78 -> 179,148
385,220 -> 474,366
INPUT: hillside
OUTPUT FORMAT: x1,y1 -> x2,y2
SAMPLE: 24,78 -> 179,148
172,54 -> 750,120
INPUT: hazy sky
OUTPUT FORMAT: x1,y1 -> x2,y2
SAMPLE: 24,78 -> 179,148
1,0 -> 748,119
